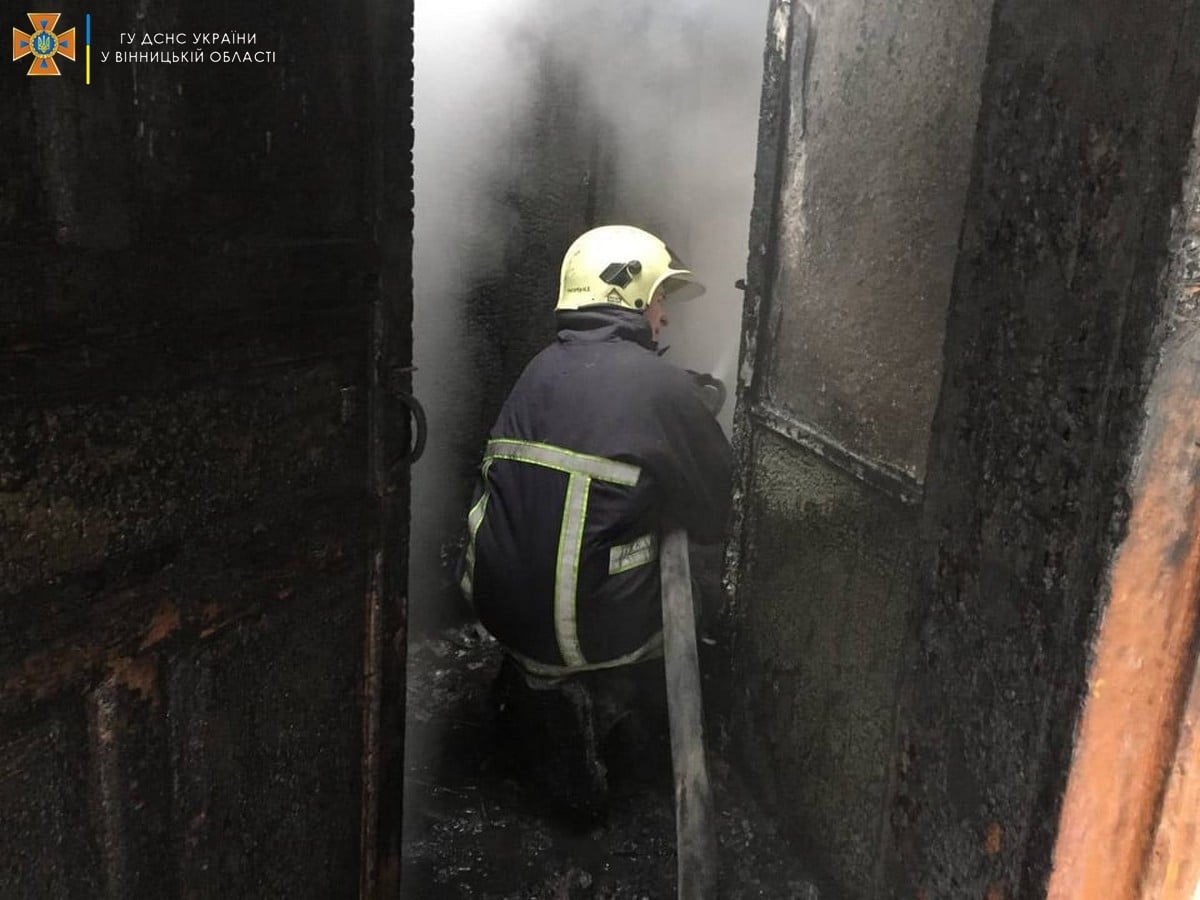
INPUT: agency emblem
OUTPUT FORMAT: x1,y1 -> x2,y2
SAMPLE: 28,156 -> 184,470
13,13 -> 76,76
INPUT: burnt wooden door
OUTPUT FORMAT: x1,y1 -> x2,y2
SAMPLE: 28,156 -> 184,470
0,1 -> 413,896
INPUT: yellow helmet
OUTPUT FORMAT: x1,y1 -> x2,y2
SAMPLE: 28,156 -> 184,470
556,225 -> 706,312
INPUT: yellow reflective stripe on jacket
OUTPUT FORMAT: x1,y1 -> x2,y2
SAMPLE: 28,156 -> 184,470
554,473 -> 591,666
508,630 -> 665,680
459,459 -> 494,602
485,439 -> 641,486
476,438 -> 643,667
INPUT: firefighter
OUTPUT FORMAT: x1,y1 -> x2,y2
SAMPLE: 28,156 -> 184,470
459,224 -> 732,817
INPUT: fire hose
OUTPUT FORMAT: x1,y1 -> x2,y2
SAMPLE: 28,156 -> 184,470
660,528 -> 719,899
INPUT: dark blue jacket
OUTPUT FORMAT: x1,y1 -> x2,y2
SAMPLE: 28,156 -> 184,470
460,306 -> 732,674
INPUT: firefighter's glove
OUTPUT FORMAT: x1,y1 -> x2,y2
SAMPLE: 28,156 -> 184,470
686,371 -> 727,417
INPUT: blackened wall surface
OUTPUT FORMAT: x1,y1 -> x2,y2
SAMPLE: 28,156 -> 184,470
884,1 -> 1200,897
461,57 -> 612,471
0,1 -> 413,895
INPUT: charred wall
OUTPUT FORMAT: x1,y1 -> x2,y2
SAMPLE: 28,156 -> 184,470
732,0 -> 1200,897
0,1 -> 413,895
884,1 -> 1200,897
459,56 -> 614,501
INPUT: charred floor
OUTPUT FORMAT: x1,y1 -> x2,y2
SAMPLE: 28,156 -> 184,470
402,624 -> 823,900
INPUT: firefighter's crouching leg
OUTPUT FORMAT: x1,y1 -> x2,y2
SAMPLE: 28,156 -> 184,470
592,660 -> 672,792
492,655 -> 609,824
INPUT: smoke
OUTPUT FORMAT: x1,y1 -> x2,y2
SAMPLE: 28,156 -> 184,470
411,0 -> 546,633
411,0 -> 766,630
528,1 -> 767,416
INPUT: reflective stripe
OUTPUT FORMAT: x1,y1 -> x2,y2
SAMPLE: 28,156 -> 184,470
459,460 -> 494,603
509,630 -> 665,679
554,473 -> 590,667
608,533 -> 659,574
485,439 -> 641,485
474,438 -> 642,668
467,492 -> 488,535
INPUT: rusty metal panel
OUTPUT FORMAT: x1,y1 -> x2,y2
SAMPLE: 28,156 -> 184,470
0,0 -> 414,895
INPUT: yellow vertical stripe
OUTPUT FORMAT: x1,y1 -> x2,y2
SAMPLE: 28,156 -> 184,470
459,460 -> 494,603
554,473 -> 590,667
474,438 -> 639,671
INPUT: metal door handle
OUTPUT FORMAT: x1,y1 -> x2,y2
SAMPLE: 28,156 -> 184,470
390,392 -> 427,468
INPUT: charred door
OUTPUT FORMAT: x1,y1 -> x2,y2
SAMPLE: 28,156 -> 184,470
727,0 -> 991,892
0,1 -> 412,897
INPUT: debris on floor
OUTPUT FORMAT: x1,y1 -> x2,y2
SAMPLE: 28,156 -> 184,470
402,624 -> 824,899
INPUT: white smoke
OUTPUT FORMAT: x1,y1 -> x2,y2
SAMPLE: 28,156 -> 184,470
528,1 -> 767,422
411,0 -> 766,624
411,0 -> 547,633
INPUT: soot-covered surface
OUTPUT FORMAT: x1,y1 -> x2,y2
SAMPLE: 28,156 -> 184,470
403,625 -> 823,899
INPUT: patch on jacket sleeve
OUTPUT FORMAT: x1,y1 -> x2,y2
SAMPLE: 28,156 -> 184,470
608,533 -> 659,575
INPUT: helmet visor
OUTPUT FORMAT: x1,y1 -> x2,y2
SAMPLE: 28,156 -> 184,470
659,272 -> 706,304
658,241 -> 706,303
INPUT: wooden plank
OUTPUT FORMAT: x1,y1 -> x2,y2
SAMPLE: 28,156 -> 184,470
1046,326 -> 1200,899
